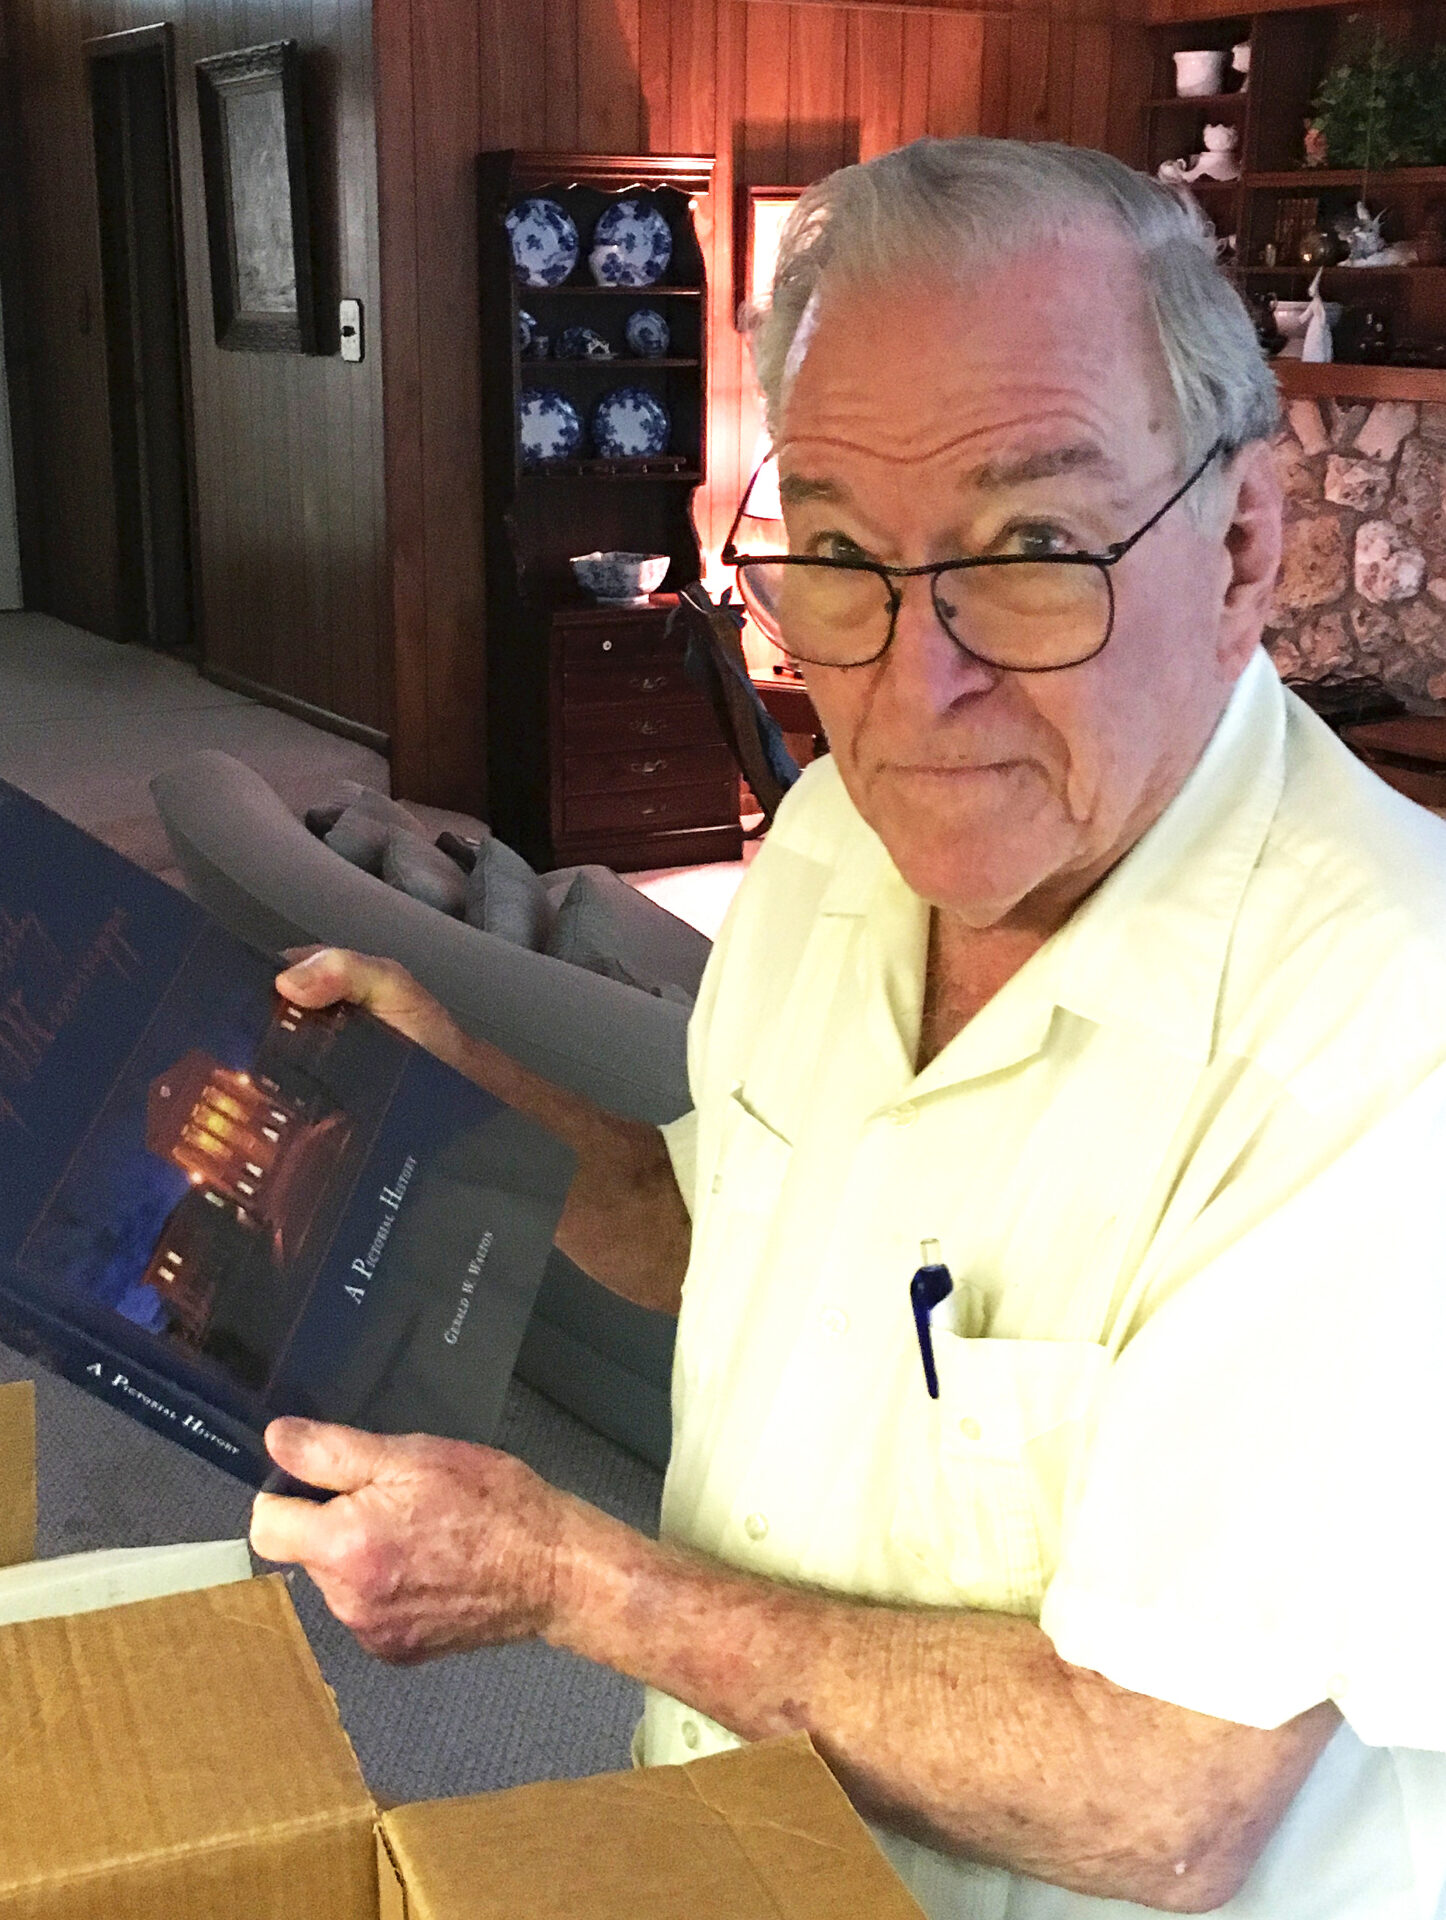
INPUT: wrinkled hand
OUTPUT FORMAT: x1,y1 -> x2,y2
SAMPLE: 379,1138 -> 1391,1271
275,948 -> 466,1071
250,1418 -> 570,1663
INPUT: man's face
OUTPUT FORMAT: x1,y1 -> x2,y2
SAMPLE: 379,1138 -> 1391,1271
773,231 -> 1279,930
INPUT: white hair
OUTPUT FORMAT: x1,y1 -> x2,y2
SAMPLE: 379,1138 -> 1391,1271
749,137 -> 1277,509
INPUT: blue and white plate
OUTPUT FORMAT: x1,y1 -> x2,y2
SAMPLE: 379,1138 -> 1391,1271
624,307 -> 670,357
506,197 -> 580,288
591,386 -> 670,459
590,199 -> 672,287
556,324 -> 613,361
519,386 -> 583,465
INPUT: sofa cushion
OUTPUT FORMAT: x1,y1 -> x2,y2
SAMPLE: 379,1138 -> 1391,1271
323,800 -> 396,874
308,783 -> 423,842
463,836 -> 555,949
382,828 -> 469,916
546,867 -> 711,1003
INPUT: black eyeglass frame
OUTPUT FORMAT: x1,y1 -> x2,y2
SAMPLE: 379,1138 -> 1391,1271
720,437 -> 1227,673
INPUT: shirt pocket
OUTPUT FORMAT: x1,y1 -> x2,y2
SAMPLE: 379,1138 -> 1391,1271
675,1091 -> 793,1402
894,1336 -> 1111,1616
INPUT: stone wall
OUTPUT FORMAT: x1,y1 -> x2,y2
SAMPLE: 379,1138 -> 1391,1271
1265,398 -> 1446,707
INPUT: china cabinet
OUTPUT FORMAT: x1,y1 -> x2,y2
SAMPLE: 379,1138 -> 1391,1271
477,149 -> 740,870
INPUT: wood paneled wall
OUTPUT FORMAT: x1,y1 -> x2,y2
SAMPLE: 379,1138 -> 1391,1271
3,0 -> 389,736
378,0 -> 1151,809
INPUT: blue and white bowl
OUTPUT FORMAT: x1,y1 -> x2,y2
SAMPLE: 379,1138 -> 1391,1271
590,199 -> 672,287
556,324 -> 613,361
519,386 -> 583,465
517,309 -> 536,355
624,307 -> 670,357
591,385 -> 670,459
570,550 -> 670,605
506,197 -> 580,288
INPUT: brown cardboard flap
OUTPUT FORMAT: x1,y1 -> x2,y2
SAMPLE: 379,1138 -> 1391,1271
0,1380 -> 36,1569
0,1572 -> 378,1920
381,1734 -> 928,1920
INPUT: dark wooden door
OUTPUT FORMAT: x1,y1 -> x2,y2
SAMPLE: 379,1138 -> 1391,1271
88,28 -> 196,652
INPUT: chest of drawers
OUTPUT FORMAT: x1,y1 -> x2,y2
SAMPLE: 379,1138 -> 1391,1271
547,602 -> 743,869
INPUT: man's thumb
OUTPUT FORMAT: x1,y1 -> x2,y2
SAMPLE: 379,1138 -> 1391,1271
264,1416 -> 390,1493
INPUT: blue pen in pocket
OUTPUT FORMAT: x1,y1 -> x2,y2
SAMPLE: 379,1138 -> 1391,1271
910,1238 -> 954,1399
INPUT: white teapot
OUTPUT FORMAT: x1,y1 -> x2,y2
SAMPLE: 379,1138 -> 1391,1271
1157,123 -> 1241,186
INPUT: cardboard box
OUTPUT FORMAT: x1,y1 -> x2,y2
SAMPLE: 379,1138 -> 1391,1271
0,1381 -> 378,1919
2,1380 -> 930,1919
376,1734 -> 929,1920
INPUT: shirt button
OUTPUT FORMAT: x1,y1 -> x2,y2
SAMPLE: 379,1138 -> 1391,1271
743,1512 -> 770,1541
958,1417 -> 981,1441
890,1102 -> 918,1126
681,1718 -> 701,1749
820,1306 -> 849,1336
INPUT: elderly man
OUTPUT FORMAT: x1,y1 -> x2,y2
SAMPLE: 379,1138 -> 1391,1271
251,139 -> 1446,1915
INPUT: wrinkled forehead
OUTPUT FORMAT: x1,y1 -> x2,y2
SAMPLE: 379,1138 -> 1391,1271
775,231 -> 1178,480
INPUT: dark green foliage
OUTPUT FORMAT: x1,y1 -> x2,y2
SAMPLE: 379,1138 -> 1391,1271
1308,34 -> 1446,170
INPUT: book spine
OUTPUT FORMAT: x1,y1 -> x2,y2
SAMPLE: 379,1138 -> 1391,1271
0,1273 -> 270,1487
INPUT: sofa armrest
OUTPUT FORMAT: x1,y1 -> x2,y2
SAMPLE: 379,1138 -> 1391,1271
150,752 -> 693,1127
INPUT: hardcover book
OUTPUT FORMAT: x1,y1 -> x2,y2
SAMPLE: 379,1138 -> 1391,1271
0,780 -> 576,1488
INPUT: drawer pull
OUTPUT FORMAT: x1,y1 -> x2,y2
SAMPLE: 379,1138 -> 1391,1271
632,673 -> 667,692
634,719 -> 662,736
630,758 -> 667,775
602,640 -> 613,652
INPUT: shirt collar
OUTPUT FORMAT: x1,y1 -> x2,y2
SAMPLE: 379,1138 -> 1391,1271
1041,646 -> 1285,1065
812,647 -> 1287,1082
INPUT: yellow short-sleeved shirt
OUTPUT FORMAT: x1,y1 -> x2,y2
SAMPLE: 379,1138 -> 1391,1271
646,648 -> 1446,1919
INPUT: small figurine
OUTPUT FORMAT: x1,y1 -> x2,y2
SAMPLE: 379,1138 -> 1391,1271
1302,269 -> 1333,364
1231,39 -> 1251,89
1156,123 -> 1241,186
1304,123 -> 1328,168
1339,202 -> 1417,269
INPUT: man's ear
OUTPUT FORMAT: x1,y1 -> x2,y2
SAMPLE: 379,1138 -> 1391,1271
1216,439 -> 1283,675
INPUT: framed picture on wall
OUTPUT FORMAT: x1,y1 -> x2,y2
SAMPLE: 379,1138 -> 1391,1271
195,40 -> 316,353
735,186 -> 805,325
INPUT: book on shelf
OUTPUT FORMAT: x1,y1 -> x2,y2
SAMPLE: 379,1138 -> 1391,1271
0,780 -> 575,1491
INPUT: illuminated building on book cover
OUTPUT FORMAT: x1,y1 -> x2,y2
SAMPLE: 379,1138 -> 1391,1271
139,998 -> 354,1383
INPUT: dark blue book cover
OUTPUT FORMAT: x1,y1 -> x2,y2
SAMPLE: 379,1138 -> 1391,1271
0,780 -> 576,1487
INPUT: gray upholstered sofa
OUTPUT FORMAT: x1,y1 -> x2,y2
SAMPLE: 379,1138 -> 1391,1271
149,750 -> 698,1470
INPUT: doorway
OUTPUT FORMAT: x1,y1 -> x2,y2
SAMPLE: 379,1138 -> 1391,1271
88,26 -> 196,652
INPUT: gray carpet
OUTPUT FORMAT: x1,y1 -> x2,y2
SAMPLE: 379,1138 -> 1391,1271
0,610 -> 388,882
1,1342 -> 662,1804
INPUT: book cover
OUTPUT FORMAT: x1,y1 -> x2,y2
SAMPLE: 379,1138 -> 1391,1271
0,780 -> 576,1488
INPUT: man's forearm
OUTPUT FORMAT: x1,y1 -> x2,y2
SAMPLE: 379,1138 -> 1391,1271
546,1501 -> 1338,1912
447,1028 -> 690,1313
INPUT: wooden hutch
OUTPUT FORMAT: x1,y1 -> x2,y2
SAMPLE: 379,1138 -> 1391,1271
477,150 -> 742,873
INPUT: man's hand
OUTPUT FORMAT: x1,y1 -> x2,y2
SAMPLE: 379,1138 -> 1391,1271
276,949 -> 470,1074
249,1418 -> 571,1663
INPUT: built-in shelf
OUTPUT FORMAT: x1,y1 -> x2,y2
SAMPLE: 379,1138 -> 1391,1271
523,284 -> 704,298
1241,263 -> 1446,277
522,358 -> 700,369
1149,90 -> 1249,110
520,462 -> 705,481
1272,359 -> 1446,400
1246,167 -> 1446,190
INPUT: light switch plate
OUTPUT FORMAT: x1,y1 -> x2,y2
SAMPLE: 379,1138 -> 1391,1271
339,298 -> 364,363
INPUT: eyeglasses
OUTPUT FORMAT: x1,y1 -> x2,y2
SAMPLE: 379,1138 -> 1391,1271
720,440 -> 1225,673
